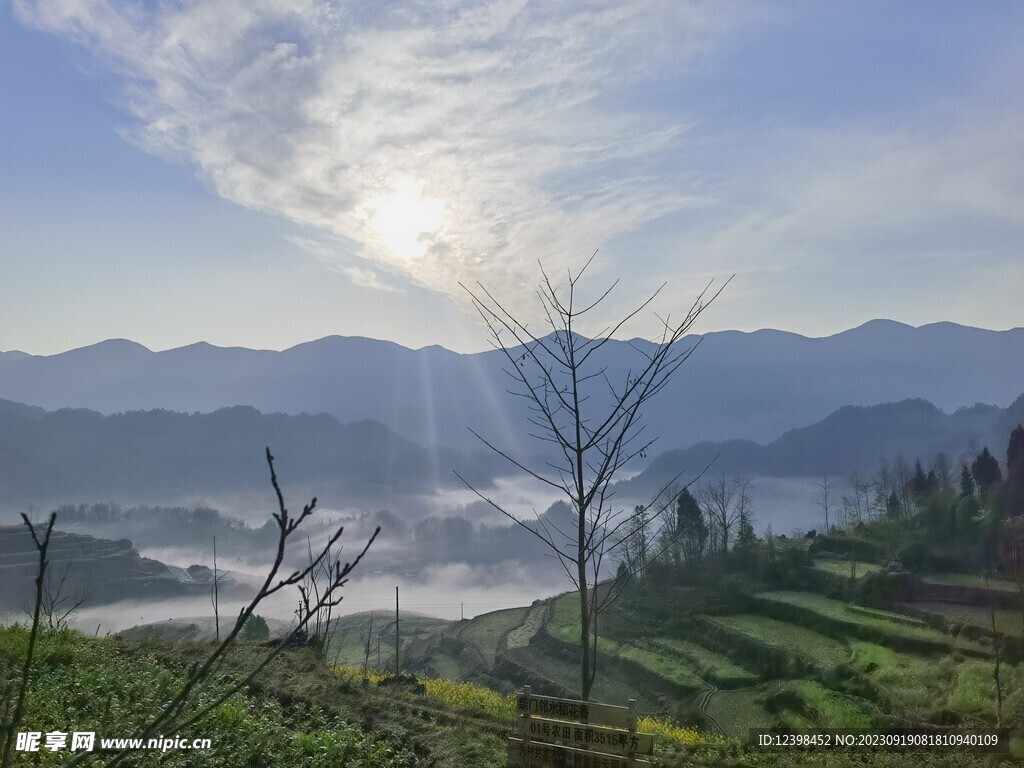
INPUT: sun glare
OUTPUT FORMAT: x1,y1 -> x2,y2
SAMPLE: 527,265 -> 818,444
366,179 -> 445,261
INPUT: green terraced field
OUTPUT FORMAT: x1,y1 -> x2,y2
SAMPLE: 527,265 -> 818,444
900,601 -> 1024,637
812,559 -> 882,580
502,645 -> 660,709
649,637 -> 758,684
704,688 -> 775,738
947,659 -> 998,718
710,615 -> 850,669
548,595 -> 708,690
546,594 -> 622,655
458,605 -> 528,666
922,573 -> 1020,592
847,603 -> 928,626
617,644 -> 706,690
755,590 -> 984,650
848,641 -> 949,716
783,680 -> 874,729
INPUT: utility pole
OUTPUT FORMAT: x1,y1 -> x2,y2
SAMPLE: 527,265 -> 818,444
461,601 -> 464,621
395,586 -> 400,676
212,535 -> 220,643
362,612 -> 374,684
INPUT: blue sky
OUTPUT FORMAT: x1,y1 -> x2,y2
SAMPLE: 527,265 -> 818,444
2,1 -> 1022,355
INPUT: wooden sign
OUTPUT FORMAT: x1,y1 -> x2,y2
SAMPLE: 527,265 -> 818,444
516,693 -> 633,730
518,717 -> 654,757
507,738 -> 652,768
508,687 -> 655,768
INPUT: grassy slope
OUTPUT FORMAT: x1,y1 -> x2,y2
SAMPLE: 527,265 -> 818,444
82,551 -> 1024,766
4,594 -> 1015,768
0,626 -> 428,768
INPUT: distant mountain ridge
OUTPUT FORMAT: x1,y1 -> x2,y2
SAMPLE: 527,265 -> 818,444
620,393 -> 1024,496
2,320 -> 1023,454
0,400 -> 492,510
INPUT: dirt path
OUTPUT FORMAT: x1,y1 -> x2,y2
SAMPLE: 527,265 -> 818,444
503,602 -> 548,651
695,677 -> 725,735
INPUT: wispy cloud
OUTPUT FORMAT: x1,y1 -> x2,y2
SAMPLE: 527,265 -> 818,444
288,234 -> 404,292
652,109 -> 1024,334
13,0 -> 741,315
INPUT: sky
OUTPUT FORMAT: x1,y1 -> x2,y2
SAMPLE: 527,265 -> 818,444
2,1 -> 1022,356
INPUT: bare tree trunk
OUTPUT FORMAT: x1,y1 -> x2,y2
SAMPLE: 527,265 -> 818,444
1,514 -> 55,768
985,573 -> 1003,727
578,565 -> 591,700
212,536 -> 220,643
457,258 -> 727,701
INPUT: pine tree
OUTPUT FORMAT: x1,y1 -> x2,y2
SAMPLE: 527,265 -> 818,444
911,459 -> 929,498
1004,425 -> 1024,517
961,465 -> 976,497
676,487 -> 708,566
1008,424 -> 1024,472
972,447 -> 1003,496
887,490 -> 901,519
735,508 -> 757,557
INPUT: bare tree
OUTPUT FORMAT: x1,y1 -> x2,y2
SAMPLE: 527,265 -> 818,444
894,454 -> 913,520
61,448 -> 378,768
984,572 -> 1004,727
1010,536 -> 1024,635
872,456 -> 893,520
20,559 -> 89,632
698,474 -> 747,557
2,513 -> 56,768
211,536 -> 220,643
847,470 -> 872,525
456,257 -> 725,700
617,505 -> 651,586
297,533 -> 346,658
816,473 -> 833,536
655,490 -> 682,572
933,452 -> 953,494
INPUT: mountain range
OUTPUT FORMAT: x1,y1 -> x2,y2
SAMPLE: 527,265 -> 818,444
620,393 -> 1024,498
2,390 -> 1021,512
2,321 -> 1023,457
0,399 -> 493,511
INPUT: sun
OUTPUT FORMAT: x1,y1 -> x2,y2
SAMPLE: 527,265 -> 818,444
366,179 -> 445,262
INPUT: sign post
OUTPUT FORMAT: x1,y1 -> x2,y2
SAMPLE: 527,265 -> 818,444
508,690 -> 654,767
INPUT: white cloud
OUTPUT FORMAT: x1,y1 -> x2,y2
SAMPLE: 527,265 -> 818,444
644,112 -> 1024,335
340,265 -> 404,293
288,234 -> 404,292
679,117 -> 1024,274
13,0 -> 740,318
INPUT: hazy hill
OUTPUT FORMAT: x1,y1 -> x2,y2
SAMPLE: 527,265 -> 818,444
0,525 -> 225,609
2,321 -> 1022,453
0,400 -> 492,509
621,393 -> 1024,495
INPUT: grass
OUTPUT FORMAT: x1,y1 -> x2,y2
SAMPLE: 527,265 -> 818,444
648,638 -> 758,684
334,663 -> 721,752
547,592 -> 713,691
848,641 -> 949,716
903,601 -> 1024,637
755,591 -> 984,650
324,611 -> 451,667
921,573 -> 1021,592
704,688 -> 775,738
458,605 -> 528,666
0,625 -> 419,768
946,660 -> 996,718
710,615 -> 849,669
548,589 -> 618,655
812,559 -> 882,580
782,680 -> 874,729
616,644 -> 707,690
